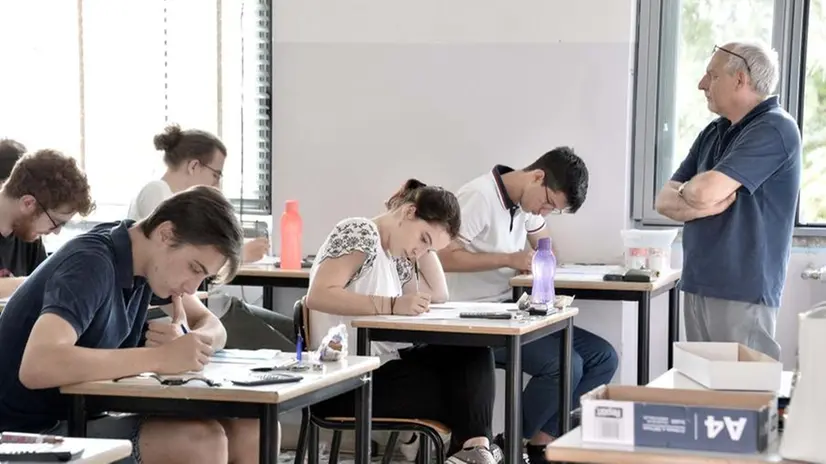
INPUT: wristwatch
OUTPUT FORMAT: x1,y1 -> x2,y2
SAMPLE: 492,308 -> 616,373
677,182 -> 687,197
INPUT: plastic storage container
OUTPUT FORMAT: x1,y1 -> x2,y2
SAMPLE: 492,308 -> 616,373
620,229 -> 678,271
531,237 -> 557,308
280,200 -> 303,270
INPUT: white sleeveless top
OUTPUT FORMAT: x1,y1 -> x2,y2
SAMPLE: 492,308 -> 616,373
308,218 -> 415,363
126,180 -> 173,221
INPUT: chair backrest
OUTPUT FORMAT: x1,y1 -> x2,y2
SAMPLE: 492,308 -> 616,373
293,296 -> 309,344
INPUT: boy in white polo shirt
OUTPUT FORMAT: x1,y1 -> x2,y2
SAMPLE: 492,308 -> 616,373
438,147 -> 618,464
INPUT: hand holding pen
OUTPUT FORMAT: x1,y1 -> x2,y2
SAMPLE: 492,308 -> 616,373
145,295 -> 189,347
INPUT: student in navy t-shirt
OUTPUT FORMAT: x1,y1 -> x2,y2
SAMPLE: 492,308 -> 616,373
655,41 -> 801,360
0,186 -> 260,464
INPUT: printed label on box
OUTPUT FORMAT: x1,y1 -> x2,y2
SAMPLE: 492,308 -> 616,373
582,400 -> 634,446
692,406 -> 760,453
633,403 -> 763,454
635,404 -> 693,449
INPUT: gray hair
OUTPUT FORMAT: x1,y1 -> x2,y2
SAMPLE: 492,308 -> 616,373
722,41 -> 780,97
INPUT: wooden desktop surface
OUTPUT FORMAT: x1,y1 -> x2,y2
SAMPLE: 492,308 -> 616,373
352,306 -> 578,336
510,268 -> 681,292
61,355 -> 379,404
236,265 -> 310,279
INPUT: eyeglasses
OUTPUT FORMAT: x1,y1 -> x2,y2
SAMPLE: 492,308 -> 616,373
30,195 -> 63,231
543,188 -> 571,215
713,45 -> 752,75
199,162 -> 223,180
113,373 -> 222,387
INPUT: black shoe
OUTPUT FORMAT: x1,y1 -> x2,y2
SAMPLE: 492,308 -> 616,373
525,443 -> 547,464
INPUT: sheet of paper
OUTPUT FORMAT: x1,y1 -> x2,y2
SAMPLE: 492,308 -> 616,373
429,302 -> 519,311
211,348 -> 281,364
246,255 -> 279,266
553,264 -> 625,281
387,302 -> 519,320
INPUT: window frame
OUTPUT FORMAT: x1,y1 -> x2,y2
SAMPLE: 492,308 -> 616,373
631,0 -> 821,235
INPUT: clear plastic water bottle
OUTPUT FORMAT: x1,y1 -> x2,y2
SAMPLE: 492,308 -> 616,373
531,237 -> 556,309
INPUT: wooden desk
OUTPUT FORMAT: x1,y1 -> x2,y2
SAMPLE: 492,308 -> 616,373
61,355 -> 379,464
352,307 -> 579,464
226,266 -> 311,310
546,368 -> 792,463
510,269 -> 682,385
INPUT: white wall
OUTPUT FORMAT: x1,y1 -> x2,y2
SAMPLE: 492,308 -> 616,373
265,0 -> 646,383
220,0 -> 826,441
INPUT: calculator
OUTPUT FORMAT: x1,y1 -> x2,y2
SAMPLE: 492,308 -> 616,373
229,372 -> 303,386
0,444 -> 83,462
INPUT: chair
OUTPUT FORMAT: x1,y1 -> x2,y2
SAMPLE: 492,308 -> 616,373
292,297 -> 449,464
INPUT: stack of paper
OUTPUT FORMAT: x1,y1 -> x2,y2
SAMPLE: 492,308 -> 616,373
211,349 -> 281,364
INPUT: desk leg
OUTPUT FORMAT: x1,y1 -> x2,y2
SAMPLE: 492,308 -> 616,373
559,318 -> 573,435
354,372 -> 373,464
356,328 -> 370,356
259,404 -> 279,464
505,335 -> 523,464
263,285 -> 274,311
637,291 -> 651,385
668,286 -> 681,369
67,395 -> 86,437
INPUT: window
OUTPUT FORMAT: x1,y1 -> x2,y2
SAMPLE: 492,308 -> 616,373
633,0 -> 822,231
0,0 -> 271,225
799,0 -> 826,224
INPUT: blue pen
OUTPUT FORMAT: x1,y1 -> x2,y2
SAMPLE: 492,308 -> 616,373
296,332 -> 303,362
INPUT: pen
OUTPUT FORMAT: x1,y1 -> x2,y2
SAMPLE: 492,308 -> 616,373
296,332 -> 303,362
181,324 -> 189,334
414,259 -> 420,293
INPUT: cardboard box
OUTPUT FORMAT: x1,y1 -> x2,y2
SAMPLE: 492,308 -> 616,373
673,342 -> 782,392
580,385 -> 776,454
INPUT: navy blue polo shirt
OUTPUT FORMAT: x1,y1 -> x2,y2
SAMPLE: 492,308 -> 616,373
0,221 -> 155,432
672,96 -> 801,307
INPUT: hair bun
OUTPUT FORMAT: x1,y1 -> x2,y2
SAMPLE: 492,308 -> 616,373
402,178 -> 426,191
153,124 -> 185,152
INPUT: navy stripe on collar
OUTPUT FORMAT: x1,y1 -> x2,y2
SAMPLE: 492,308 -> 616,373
491,165 -> 518,231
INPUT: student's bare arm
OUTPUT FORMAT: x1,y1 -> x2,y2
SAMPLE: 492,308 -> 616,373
403,251 -> 448,303
0,277 -> 26,299
19,314 -> 162,389
527,226 -> 551,250
437,240 -> 514,272
306,253 -> 393,316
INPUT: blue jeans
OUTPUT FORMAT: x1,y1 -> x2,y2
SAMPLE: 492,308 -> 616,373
493,327 -> 618,438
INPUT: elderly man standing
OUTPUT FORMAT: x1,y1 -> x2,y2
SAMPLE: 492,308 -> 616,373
655,41 -> 801,360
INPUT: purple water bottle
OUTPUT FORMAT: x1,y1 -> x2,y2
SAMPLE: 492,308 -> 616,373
531,237 -> 556,308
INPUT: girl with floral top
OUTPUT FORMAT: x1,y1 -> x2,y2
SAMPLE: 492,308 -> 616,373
306,180 -> 498,464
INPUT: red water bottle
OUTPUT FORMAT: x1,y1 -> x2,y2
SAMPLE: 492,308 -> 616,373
280,200 -> 303,270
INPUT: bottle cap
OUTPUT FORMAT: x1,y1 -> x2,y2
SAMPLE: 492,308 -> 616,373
285,200 -> 299,212
537,237 -> 551,251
